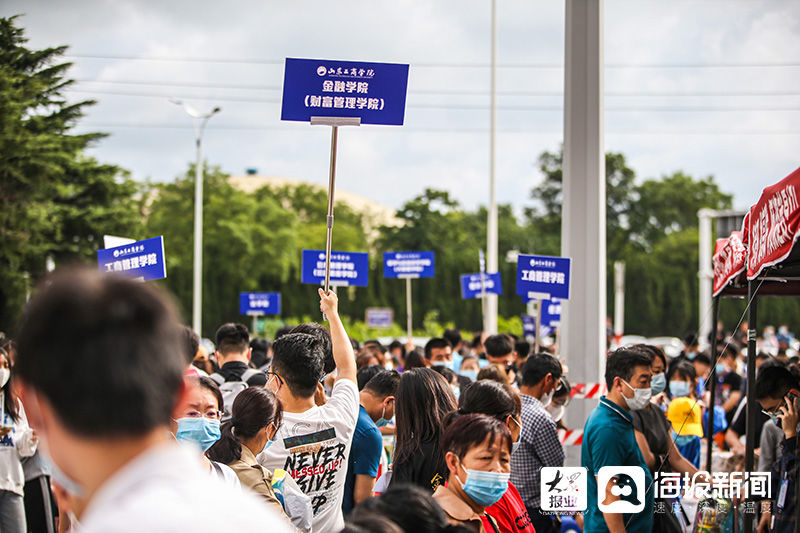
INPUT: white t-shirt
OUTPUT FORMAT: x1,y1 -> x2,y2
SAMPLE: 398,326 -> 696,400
79,441 -> 293,533
0,401 -> 37,496
259,379 -> 359,533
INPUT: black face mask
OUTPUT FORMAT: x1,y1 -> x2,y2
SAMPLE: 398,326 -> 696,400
505,363 -> 517,374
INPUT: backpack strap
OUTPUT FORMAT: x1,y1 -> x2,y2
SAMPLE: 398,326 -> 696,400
209,373 -> 225,386
240,368 -> 262,384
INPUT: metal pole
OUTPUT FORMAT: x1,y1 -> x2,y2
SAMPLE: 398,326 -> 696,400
485,0 -> 499,335
534,299 -> 542,354
323,126 -> 339,295
744,281 -> 758,533
406,277 -> 412,342
613,261 -> 625,341
252,315 -> 258,337
192,132 -> 204,335
706,295 -> 720,473
698,209 -> 715,351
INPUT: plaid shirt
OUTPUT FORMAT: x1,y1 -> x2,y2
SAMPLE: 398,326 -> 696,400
510,393 -> 565,511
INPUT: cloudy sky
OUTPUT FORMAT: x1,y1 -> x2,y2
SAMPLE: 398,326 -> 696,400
3,0 -> 799,213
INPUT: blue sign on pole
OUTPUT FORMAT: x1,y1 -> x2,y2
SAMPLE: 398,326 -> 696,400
281,58 -> 410,125
97,236 -> 167,282
541,298 -> 562,327
460,272 -> 503,300
516,254 -> 571,301
366,308 -> 394,329
301,250 -> 369,287
522,315 -> 553,340
383,251 -> 435,279
239,292 -> 281,316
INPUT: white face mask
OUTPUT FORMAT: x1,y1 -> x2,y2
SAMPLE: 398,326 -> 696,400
540,389 -> 554,407
546,403 -> 565,422
621,379 -> 652,410
0,368 -> 9,388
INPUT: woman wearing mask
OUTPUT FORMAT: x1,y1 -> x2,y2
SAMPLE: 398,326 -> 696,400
0,347 -> 37,533
206,386 -> 284,513
174,376 -> 239,487
630,345 -> 698,533
545,377 -> 571,430
458,381 -> 533,533
433,413 -> 510,533
391,368 -> 458,493
666,362 -> 704,468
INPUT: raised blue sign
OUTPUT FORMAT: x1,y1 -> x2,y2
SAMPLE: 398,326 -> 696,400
240,292 -> 281,316
281,58 -> 409,125
366,308 -> 394,329
301,250 -> 369,287
522,314 -> 553,340
383,251 -> 435,279
97,236 -> 166,282
460,272 -> 503,299
516,254 -> 571,301
541,298 -> 562,327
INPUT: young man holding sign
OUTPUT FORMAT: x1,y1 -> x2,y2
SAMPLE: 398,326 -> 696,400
259,289 -> 359,533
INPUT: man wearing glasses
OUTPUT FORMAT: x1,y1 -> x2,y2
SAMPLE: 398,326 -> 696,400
259,289 -> 359,533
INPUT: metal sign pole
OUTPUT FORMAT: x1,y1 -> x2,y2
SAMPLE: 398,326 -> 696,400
479,250 -> 487,332
406,277 -> 413,343
534,299 -> 543,354
252,315 -> 258,337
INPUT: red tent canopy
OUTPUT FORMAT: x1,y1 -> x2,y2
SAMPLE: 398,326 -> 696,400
712,230 -> 747,297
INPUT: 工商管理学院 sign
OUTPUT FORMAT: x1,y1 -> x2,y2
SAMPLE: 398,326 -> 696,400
281,58 -> 409,125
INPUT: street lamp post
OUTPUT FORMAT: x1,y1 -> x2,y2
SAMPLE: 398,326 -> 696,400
171,99 -> 221,336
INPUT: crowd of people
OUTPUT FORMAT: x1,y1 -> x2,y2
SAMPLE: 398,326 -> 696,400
0,267 -> 798,533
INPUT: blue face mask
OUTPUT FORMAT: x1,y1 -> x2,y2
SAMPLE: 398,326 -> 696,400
436,359 -> 455,371
669,381 -> 691,398
176,417 -> 221,452
686,351 -> 698,361
715,363 -> 726,375
650,373 -> 667,395
376,405 -> 392,427
458,466 -> 510,507
459,369 -> 479,382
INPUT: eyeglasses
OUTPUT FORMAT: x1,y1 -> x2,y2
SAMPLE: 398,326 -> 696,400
183,409 -> 223,420
266,372 -> 283,394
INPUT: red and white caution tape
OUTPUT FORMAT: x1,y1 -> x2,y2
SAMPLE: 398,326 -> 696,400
557,429 -> 583,446
569,382 -> 607,399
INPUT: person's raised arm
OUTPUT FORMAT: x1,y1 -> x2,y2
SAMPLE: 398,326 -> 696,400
319,289 -> 356,383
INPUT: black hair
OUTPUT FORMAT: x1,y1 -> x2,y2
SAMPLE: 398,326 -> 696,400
349,483 -> 470,533
0,348 -> 19,421
197,376 -> 224,414
484,335 -> 513,358
441,412 -> 512,458
388,340 -> 406,358
521,353 -> 562,387
684,331 -> 699,347
443,329 -> 462,349
403,349 -> 427,370
629,343 -> 667,370
364,339 -> 386,354
693,352 -> 712,366
291,323 -> 335,375
357,352 -> 380,370
206,386 -> 282,465
394,368 -> 457,467
343,516 -> 403,533
669,361 -> 697,385
553,376 -> 571,399
604,348 -> 652,390
214,323 -> 250,355
363,370 -> 401,398
432,365 -> 458,385
514,340 -> 531,358
756,365 -> 799,400
271,332 -> 324,398
273,325 -> 295,341
424,338 -> 452,359
179,325 -> 200,365
357,364 -> 385,390
15,268 -> 185,437
459,380 -> 519,421
249,338 -> 270,369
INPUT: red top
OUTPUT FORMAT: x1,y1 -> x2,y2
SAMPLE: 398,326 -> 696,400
486,482 -> 536,533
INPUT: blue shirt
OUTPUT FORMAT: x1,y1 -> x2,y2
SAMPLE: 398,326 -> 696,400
581,397 -> 654,533
342,405 -> 383,515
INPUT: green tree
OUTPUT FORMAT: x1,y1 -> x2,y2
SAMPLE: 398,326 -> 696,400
0,16 -> 141,331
